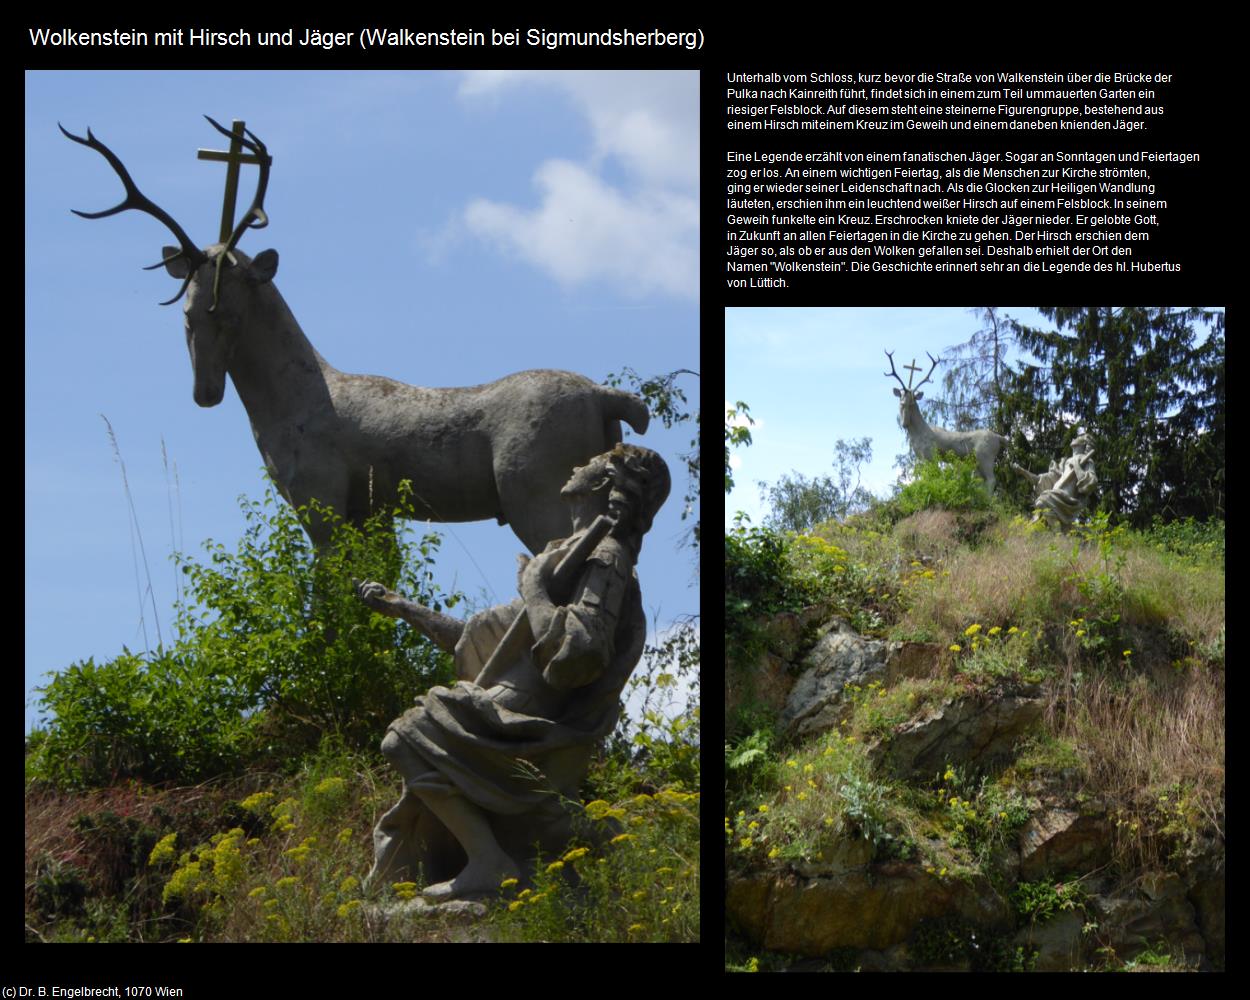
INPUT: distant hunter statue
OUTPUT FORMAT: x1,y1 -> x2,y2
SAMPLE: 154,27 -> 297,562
354,444 -> 669,901
61,118 -> 649,555
885,350 -> 1008,494
1013,434 -> 1098,530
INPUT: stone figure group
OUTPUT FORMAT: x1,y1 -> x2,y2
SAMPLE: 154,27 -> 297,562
355,444 -> 669,900
1013,435 -> 1098,530
884,349 -> 1098,530
64,119 -> 673,905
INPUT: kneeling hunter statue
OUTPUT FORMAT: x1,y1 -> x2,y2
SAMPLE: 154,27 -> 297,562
355,444 -> 670,901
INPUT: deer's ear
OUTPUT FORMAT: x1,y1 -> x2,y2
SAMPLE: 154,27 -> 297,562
249,249 -> 279,284
162,246 -> 191,279
892,387 -> 902,398
915,391 -> 924,401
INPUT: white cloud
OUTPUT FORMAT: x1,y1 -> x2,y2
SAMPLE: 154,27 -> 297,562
458,71 -> 698,300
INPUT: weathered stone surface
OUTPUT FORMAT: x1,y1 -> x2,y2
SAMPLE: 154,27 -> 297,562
1018,808 -> 1112,880
67,122 -> 654,556
726,650 -> 796,725
1014,909 -> 1086,972
360,447 -> 669,902
781,619 -> 939,738
872,692 -> 1044,779
1187,863 -> 1225,969
762,606 -> 829,663
793,832 -> 872,879
1092,875 -> 1205,964
726,866 -> 1010,957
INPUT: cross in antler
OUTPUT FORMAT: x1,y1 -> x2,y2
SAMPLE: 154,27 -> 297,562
197,119 -> 266,244
903,359 -> 924,387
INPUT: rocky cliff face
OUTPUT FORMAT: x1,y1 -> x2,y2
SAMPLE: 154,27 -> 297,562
726,609 -> 1225,973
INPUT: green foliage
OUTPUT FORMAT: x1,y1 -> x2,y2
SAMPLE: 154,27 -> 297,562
30,481 -> 456,788
935,763 -> 1033,870
1142,516 -> 1224,568
611,618 -> 700,793
725,727 -> 779,808
725,402 -> 753,493
895,453 -> 992,517
759,437 -> 875,533
950,624 -> 1048,686
493,788 -> 699,942
1011,877 -> 1088,924
1003,306 -> 1224,526
728,732 -> 905,866
911,916 -> 975,966
32,858 -> 89,920
724,517 -> 817,667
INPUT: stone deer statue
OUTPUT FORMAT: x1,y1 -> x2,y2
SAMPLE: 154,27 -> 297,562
885,350 -> 1007,494
62,119 -> 649,554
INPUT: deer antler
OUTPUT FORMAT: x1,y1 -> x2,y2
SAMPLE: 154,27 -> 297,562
204,116 -> 272,256
202,117 -> 272,312
884,350 -> 908,391
60,123 -> 208,305
913,351 -> 940,392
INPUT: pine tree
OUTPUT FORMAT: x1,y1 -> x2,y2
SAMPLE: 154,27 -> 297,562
1003,307 -> 1224,526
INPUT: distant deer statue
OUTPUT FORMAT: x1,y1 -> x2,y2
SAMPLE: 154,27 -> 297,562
885,350 -> 1007,494
62,119 -> 650,554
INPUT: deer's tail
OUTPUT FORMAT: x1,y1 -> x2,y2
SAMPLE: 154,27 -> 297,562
600,387 -> 651,443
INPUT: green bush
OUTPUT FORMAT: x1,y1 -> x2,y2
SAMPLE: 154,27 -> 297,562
1142,516 -> 1224,568
895,453 -> 993,517
30,481 -> 457,788
725,517 -> 817,667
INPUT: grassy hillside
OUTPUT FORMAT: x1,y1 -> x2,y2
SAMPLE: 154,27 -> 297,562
25,485 -> 699,944
725,492 -> 1224,972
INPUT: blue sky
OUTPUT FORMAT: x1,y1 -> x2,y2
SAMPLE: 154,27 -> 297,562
725,307 -> 1049,526
25,70 -> 699,733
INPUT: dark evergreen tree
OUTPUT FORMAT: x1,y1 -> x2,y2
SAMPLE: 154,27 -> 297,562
925,307 -> 1017,433
1003,307 -> 1224,526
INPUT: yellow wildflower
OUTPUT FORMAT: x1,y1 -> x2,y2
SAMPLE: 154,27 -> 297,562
949,644 -> 962,653
148,832 -> 178,867
964,624 -> 982,637
545,860 -> 565,874
988,626 -> 1002,636
610,833 -> 634,845
239,791 -> 275,812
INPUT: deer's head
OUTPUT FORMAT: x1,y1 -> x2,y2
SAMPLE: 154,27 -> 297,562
885,350 -> 938,430
164,245 -> 278,406
62,117 -> 275,409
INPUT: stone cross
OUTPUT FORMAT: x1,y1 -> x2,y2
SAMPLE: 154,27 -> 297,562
197,119 -> 266,244
903,358 -> 923,388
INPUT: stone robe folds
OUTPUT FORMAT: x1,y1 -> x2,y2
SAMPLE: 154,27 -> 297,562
378,534 -> 644,882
